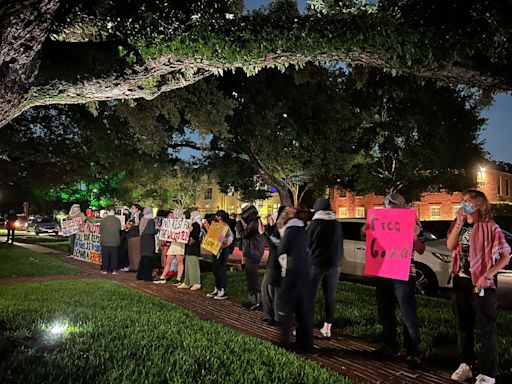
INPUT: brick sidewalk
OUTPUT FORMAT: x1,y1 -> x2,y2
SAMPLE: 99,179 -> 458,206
2,241 -> 455,384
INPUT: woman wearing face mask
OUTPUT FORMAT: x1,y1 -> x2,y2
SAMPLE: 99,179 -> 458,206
447,190 -> 510,384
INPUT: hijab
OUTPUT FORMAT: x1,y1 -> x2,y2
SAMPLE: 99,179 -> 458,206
190,210 -> 202,225
139,207 -> 154,235
68,204 -> 83,219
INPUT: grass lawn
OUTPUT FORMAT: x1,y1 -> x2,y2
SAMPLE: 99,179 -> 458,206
0,243 -> 81,278
0,280 -> 350,384
201,269 -> 512,379
0,229 -> 69,253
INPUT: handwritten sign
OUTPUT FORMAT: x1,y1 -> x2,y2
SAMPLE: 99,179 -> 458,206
158,218 -> 192,244
61,218 -> 82,236
364,208 -> 416,281
73,222 -> 102,265
201,222 -> 228,255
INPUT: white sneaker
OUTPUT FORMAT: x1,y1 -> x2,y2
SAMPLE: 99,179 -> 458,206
177,283 -> 190,289
320,328 -> 331,338
207,288 -> 218,297
214,289 -> 228,300
112,271 -> 118,275
451,363 -> 473,382
121,267 -> 130,272
101,270 -> 107,275
475,374 -> 495,384
153,279 -> 166,284
190,284 -> 201,291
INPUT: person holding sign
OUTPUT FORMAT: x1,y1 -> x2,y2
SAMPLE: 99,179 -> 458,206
180,210 -> 203,290
205,210 -> 234,300
361,193 -> 425,368
66,204 -> 85,256
447,190 -> 511,384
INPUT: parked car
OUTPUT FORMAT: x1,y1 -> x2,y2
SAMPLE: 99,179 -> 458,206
15,215 -> 28,231
27,217 -> 60,235
338,218 -> 452,296
502,229 -> 512,270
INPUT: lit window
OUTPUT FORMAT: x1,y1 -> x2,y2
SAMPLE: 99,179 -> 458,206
355,207 -> 366,218
430,205 -> 441,220
338,208 -> 347,218
204,187 -> 213,200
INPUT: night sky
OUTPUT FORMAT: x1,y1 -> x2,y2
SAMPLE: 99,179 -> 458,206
246,0 -> 512,163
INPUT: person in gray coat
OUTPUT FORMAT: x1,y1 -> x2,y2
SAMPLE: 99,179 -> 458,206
100,206 -> 122,274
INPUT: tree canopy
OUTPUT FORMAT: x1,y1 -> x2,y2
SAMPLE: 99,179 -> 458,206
1,0 -> 511,127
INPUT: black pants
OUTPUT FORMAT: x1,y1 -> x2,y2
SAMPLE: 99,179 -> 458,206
118,238 -> 129,269
6,229 -> 15,243
311,265 -> 339,324
101,246 -> 119,272
452,275 -> 498,378
376,275 -> 420,358
244,257 -> 260,296
137,254 -> 157,281
68,234 -> 76,255
212,248 -> 229,290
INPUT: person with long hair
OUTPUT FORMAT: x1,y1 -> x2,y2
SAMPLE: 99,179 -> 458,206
179,210 -> 203,290
307,198 -> 343,338
447,190 -> 510,384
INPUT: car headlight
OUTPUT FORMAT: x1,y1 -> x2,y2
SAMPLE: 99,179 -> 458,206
431,252 -> 451,263
15,220 -> 20,228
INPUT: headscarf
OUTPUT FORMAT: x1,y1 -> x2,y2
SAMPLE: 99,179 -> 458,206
68,204 -> 82,219
139,207 -> 154,235
190,210 -> 202,225
384,193 -> 407,209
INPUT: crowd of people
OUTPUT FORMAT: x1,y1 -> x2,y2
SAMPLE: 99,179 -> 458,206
63,189 -> 510,384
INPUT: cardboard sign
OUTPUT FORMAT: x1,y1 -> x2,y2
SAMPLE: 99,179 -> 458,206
61,217 -> 82,236
201,222 -> 228,255
73,222 -> 102,265
158,218 -> 192,243
364,208 -> 416,281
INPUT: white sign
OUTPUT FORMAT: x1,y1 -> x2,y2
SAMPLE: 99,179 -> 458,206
158,218 -> 192,244
61,218 -> 82,236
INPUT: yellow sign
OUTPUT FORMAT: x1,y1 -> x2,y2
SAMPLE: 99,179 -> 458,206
201,222 -> 228,255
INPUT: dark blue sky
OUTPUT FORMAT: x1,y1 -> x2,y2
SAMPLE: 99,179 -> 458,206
246,0 -> 512,163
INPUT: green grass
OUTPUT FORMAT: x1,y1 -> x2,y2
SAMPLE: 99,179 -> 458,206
0,243 -> 81,278
201,269 -> 512,379
0,280 -> 351,384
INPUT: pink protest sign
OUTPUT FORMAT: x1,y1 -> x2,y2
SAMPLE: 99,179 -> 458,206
364,208 -> 416,281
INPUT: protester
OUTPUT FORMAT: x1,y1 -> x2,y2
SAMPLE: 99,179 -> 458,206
447,190 -> 511,384
99,206 -> 121,275
118,208 -> 130,271
127,204 -> 143,271
85,208 -> 96,223
261,206 -> 286,326
275,207 -> 314,352
180,210 -> 202,290
362,193 -> 425,368
66,204 -> 85,256
236,205 -> 265,309
171,211 -> 187,286
206,210 -> 234,300
5,210 -> 18,244
137,207 -> 158,282
154,212 -> 174,283
307,198 -> 343,338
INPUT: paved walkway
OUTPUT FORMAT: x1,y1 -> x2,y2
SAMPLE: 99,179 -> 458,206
2,240 -> 455,384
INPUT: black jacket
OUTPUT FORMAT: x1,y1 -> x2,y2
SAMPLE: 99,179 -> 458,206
236,219 -> 265,262
307,211 -> 343,269
263,224 -> 282,286
185,222 -> 201,256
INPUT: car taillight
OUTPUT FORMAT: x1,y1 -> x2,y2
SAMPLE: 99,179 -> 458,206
431,252 -> 451,263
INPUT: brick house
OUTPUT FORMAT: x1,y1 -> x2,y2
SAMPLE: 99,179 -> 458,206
330,167 -> 512,221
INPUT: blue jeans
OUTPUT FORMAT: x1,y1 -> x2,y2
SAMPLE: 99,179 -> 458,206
376,275 -> 420,357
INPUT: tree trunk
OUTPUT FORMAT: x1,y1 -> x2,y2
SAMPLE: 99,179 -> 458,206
277,187 -> 293,207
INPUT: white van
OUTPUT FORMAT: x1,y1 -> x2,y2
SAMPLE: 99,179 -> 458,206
338,218 -> 452,295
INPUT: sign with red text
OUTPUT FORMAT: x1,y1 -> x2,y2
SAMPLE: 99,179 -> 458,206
158,218 -> 192,244
364,208 -> 416,281
61,217 -> 82,236
73,222 -> 102,264
201,223 -> 228,255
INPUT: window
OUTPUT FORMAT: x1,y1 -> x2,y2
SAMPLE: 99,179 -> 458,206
341,222 -> 364,241
453,205 -> 461,218
497,177 -> 501,195
430,205 -> 441,220
506,178 -> 510,197
355,207 -> 366,218
204,187 -> 213,200
338,208 -> 347,218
